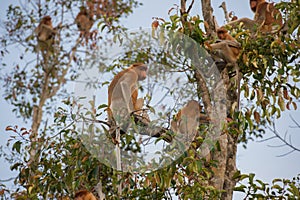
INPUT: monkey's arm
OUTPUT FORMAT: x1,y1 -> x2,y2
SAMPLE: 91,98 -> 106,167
209,40 -> 241,63
120,75 -> 135,113
215,39 -> 241,49
35,24 -> 56,35
225,18 -> 258,31
41,24 -> 55,31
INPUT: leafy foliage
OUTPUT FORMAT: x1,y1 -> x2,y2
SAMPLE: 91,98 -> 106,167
234,173 -> 300,199
0,0 -> 299,199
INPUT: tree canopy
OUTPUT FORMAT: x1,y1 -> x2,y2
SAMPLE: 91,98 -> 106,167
0,0 -> 299,199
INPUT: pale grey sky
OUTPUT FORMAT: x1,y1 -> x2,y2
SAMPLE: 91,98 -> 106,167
0,1 -> 299,199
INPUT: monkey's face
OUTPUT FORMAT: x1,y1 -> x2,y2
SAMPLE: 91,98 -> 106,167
138,66 -> 147,81
42,16 -> 52,24
250,0 -> 257,12
216,27 -> 228,40
45,20 -> 52,26
217,32 -> 225,40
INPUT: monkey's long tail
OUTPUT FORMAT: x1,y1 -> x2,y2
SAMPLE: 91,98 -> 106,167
115,128 -> 122,195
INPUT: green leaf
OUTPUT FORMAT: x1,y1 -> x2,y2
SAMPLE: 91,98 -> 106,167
234,185 -> 246,192
278,96 -> 285,111
272,184 -> 282,190
12,141 -> 22,153
249,173 -> 255,184
289,183 -> 300,196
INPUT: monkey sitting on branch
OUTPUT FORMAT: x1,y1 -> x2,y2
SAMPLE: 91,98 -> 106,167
107,63 -> 172,143
75,7 -> 94,35
171,100 -> 210,142
205,27 -> 242,110
35,15 -> 57,54
224,0 -> 283,33
206,27 -> 241,66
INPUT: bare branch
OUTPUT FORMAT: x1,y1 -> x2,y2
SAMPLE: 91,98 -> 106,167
0,177 -> 16,182
267,144 -> 288,148
277,149 -> 296,157
289,114 -> 300,128
219,2 -> 230,23
187,0 -> 195,14
257,136 -> 277,142
265,123 -> 300,156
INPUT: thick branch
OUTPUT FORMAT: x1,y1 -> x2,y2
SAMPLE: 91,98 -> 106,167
194,71 -> 212,115
201,0 -> 217,36
219,2 -> 230,23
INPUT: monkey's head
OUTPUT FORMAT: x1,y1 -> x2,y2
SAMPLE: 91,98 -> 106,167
131,63 -> 148,81
184,100 -> 202,116
250,0 -> 265,12
79,6 -> 89,15
41,16 -> 52,25
216,27 -> 228,40
74,190 -> 96,200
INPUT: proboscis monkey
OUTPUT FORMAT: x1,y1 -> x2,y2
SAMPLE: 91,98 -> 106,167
171,100 -> 210,141
35,16 -> 56,52
74,190 -> 97,200
225,0 -> 282,33
217,27 -> 236,41
208,27 -> 242,64
207,40 -> 241,64
212,27 -> 242,109
75,7 -> 94,38
107,63 -> 148,130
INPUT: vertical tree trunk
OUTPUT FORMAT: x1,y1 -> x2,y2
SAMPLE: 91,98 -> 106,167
200,2 -> 239,199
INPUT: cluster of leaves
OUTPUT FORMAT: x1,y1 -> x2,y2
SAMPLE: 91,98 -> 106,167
2,107 -> 221,199
234,173 -> 300,199
1,0 -> 140,120
3,125 -> 115,199
225,1 -> 300,144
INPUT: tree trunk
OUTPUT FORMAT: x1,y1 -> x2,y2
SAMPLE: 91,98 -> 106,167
200,1 -> 239,199
201,0 -> 217,37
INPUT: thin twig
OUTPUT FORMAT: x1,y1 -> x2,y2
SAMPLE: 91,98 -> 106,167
265,124 -> 300,156
187,0 -> 195,14
289,114 -> 300,128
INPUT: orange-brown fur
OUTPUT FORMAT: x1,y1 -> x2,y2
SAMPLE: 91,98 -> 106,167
75,7 -> 94,35
171,100 -> 209,137
74,190 -> 97,200
107,63 -> 148,123
35,16 -> 54,41
216,27 -> 240,61
251,0 -> 282,32
35,16 -> 56,52
207,31 -> 241,64
217,27 -> 236,41
226,0 -> 282,33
